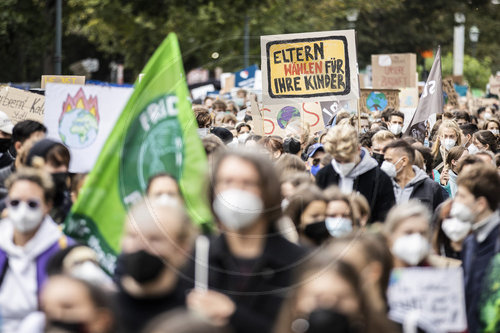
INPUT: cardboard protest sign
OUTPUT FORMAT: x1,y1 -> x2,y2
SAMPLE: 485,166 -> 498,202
0,86 -> 44,124
489,74 -> 500,96
359,88 -> 400,114
388,267 -> 467,332
399,88 -> 419,132
371,53 -> 416,89
443,78 -> 459,107
41,75 -> 85,89
262,102 -> 324,137
44,84 -> 133,173
249,94 -> 264,135
320,99 -> 358,126
261,30 -> 358,104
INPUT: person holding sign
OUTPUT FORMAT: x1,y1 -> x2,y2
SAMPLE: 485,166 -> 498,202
452,164 -> 500,333
316,125 -> 395,223
185,149 -> 306,333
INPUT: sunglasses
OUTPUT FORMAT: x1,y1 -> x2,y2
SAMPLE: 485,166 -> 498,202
8,199 -> 41,209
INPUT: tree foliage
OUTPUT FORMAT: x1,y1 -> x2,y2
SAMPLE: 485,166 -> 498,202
0,0 -> 498,83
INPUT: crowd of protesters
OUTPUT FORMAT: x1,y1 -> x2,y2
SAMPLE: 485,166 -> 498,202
0,88 -> 499,333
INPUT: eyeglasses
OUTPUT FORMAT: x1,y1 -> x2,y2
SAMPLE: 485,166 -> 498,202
8,199 -> 41,209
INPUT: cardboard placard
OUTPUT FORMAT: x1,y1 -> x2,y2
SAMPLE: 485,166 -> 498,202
359,88 -> 399,114
371,53 -> 417,89
41,75 -> 85,89
0,86 -> 44,124
44,84 -> 133,173
261,30 -> 358,104
261,102 -> 324,137
489,74 -> 500,96
399,87 -> 419,132
388,267 -> 467,332
249,94 -> 264,136
443,78 -> 459,107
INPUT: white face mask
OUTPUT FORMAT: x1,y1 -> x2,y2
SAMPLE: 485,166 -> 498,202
392,233 -> 429,266
442,138 -> 456,151
483,113 -> 492,120
8,201 -> 44,233
450,201 -> 476,223
380,157 -> 403,179
281,198 -> 290,211
325,217 -> 353,238
213,188 -> 264,231
389,123 -> 403,136
238,132 -> 250,144
490,129 -> 499,136
332,160 -> 356,177
197,127 -> 209,138
441,217 -> 472,242
468,144 -> 479,154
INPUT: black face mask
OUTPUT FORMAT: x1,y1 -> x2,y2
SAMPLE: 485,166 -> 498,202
284,137 -> 301,155
306,308 -> 352,333
121,250 -> 166,284
0,138 -> 11,153
46,320 -> 88,333
52,172 -> 69,207
303,221 -> 330,245
372,152 -> 385,166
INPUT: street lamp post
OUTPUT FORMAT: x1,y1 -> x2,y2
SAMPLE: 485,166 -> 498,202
346,9 -> 359,29
453,13 -> 465,76
469,25 -> 480,58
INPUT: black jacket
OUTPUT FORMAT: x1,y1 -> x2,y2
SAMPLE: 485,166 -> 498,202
316,163 -> 395,223
183,232 -> 307,333
408,176 -> 447,211
462,216 -> 500,333
392,167 -> 448,211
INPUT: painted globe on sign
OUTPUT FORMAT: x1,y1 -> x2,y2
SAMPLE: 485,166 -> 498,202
59,108 -> 99,149
277,106 -> 301,129
366,91 -> 388,112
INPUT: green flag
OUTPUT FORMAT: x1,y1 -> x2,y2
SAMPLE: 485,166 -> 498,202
64,33 -> 212,273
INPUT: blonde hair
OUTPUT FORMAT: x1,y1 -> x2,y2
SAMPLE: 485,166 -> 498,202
383,200 -> 431,235
372,130 -> 396,144
431,120 -> 463,158
324,125 -> 358,161
6,167 -> 55,204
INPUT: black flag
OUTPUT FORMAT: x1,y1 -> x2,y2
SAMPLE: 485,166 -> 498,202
405,47 -> 443,142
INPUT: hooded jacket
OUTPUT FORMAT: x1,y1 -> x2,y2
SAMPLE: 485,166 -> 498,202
316,148 -> 395,223
392,166 -> 447,211
0,216 -> 73,333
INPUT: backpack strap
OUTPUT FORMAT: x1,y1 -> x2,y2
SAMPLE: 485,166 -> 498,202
0,249 -> 8,287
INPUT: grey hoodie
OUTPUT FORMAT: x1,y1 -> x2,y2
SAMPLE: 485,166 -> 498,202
331,148 -> 378,193
392,166 -> 429,204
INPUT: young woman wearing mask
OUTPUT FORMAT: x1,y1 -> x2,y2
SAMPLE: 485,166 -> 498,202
0,168 -> 75,332
469,130 -> 498,154
431,120 -> 463,173
186,149 -> 307,333
384,200 -> 432,268
440,146 -> 468,197
323,186 -> 358,238
432,199 -> 469,260
274,253 -> 396,333
284,184 -> 327,246
483,118 -> 500,137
